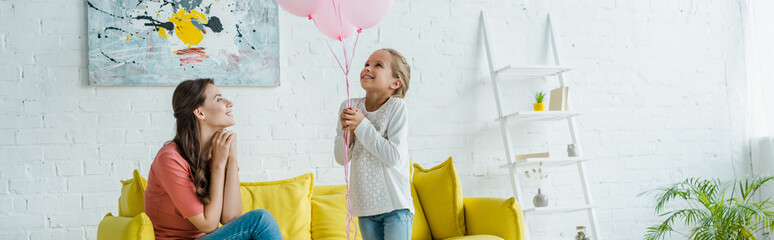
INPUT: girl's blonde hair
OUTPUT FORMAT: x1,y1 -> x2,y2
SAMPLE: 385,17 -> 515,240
379,48 -> 410,98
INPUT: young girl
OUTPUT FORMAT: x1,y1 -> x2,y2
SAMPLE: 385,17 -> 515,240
334,48 -> 414,240
144,78 -> 283,240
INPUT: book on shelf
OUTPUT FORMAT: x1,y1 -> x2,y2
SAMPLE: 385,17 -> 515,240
549,86 -> 569,111
515,152 -> 550,161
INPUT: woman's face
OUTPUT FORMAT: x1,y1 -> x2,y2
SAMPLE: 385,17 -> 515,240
197,84 -> 234,128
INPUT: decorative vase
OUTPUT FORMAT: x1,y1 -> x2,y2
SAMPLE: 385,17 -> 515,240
533,103 -> 545,111
567,144 -> 578,157
533,188 -> 548,207
576,226 -> 590,240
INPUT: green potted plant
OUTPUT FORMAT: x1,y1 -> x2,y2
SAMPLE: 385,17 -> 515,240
533,91 -> 546,111
639,176 -> 774,240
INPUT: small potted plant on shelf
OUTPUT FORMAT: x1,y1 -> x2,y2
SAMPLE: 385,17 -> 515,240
533,91 -> 546,111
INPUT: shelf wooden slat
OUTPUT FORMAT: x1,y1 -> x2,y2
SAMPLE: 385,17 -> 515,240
523,205 -> 594,214
495,65 -> 573,77
496,111 -> 581,123
499,157 -> 591,168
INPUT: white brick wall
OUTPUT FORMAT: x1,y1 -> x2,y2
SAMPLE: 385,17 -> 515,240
0,0 -> 750,239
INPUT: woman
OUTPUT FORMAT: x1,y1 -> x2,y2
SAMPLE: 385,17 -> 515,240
144,78 -> 282,240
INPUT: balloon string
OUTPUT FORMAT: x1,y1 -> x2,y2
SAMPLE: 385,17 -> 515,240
332,1 -> 357,238
342,39 -> 349,79
319,1 -> 359,238
324,40 -> 347,74
348,31 -> 360,70
328,39 -> 355,240
336,0 -> 349,74
343,129 -> 354,240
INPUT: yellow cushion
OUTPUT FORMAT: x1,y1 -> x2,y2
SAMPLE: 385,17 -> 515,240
311,185 -> 362,240
443,235 -> 504,240
241,173 -> 314,240
118,169 -> 148,217
313,185 -> 348,196
97,212 -> 154,240
411,183 -> 433,240
463,197 -> 525,240
413,157 -> 466,239
409,157 -> 434,240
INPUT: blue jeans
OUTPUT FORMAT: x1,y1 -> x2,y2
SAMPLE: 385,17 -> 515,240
358,209 -> 413,240
197,209 -> 283,240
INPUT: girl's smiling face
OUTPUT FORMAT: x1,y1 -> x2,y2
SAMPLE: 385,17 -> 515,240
360,50 -> 400,94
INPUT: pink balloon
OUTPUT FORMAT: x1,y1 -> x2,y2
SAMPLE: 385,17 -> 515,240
276,0 -> 321,18
340,0 -> 393,30
311,0 -> 355,41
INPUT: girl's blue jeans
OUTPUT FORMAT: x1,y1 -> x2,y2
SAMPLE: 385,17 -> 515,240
358,209 -> 413,240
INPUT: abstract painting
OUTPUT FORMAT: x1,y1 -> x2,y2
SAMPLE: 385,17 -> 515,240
87,0 -> 279,86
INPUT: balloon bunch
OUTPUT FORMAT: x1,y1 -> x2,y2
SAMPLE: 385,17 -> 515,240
275,0 -> 393,239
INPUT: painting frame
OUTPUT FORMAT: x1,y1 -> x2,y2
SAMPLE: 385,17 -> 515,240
86,0 -> 280,86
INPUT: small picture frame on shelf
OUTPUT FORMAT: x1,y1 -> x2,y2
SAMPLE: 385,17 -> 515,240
549,86 -> 569,111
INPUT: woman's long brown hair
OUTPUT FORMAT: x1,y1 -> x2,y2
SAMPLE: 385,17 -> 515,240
170,78 -> 214,205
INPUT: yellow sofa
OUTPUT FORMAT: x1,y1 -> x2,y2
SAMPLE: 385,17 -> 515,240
98,167 -> 525,240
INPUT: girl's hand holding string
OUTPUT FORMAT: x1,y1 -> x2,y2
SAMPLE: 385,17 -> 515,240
340,107 -> 364,147
340,107 -> 364,131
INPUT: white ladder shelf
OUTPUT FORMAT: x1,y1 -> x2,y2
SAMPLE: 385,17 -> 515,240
480,11 -> 601,240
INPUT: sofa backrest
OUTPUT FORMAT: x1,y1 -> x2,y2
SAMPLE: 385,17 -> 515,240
116,170 -> 432,240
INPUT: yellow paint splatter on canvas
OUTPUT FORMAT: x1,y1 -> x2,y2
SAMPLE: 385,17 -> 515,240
157,27 -> 169,39
168,9 -> 208,47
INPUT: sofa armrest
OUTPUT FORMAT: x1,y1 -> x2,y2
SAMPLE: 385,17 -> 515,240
463,197 -> 526,240
97,212 -> 155,240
